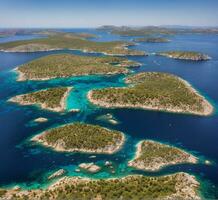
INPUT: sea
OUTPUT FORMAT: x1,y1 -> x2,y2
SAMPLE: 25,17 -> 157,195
0,29 -> 218,198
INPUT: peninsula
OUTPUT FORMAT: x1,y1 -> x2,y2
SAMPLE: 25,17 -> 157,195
0,31 -> 145,56
0,172 -> 200,200
157,51 -> 211,61
88,72 -> 213,116
134,37 -> 170,43
128,140 -> 198,171
31,123 -> 125,154
15,54 -> 140,81
8,87 -> 71,112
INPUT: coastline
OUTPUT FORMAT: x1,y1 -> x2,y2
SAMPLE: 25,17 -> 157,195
87,76 -> 214,116
0,45 -> 146,57
15,66 -> 129,82
8,87 -> 72,112
1,172 -> 201,200
31,126 -> 125,154
128,140 -> 198,171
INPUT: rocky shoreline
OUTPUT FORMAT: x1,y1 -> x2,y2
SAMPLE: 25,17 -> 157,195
128,140 -> 198,171
87,75 -> 214,116
31,124 -> 125,154
8,87 -> 72,112
0,173 -> 201,200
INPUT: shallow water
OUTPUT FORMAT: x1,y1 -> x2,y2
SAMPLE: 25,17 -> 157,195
0,29 -> 218,198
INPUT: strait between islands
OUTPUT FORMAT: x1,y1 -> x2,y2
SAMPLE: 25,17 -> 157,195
88,72 -> 213,116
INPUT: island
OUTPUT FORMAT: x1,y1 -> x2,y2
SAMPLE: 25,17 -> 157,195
98,25 -> 218,36
33,117 -> 48,123
0,172 -> 200,199
15,54 -> 140,81
96,113 -> 119,125
157,51 -> 211,61
134,37 -> 170,43
79,163 -> 101,173
8,87 -> 71,112
31,123 -> 125,154
128,140 -> 198,171
88,72 -> 213,116
0,31 -> 145,56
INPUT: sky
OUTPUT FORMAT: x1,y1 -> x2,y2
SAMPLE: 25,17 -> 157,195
0,0 -> 217,28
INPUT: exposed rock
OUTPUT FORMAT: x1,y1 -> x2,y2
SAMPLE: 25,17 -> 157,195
48,169 -> 66,180
33,117 -> 48,123
79,163 -> 101,173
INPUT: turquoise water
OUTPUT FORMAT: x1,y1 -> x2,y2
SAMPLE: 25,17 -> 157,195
0,29 -> 218,198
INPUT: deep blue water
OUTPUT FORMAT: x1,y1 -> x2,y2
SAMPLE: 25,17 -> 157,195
0,29 -> 218,198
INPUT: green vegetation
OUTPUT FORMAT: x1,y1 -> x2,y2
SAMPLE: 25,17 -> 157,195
0,189 -> 7,197
0,31 -> 145,56
2,173 -> 200,200
89,72 -> 213,115
98,25 -> 218,35
128,140 -> 197,171
134,37 -> 170,43
158,51 -> 210,61
9,87 -> 70,112
33,123 -> 124,153
110,27 -> 174,36
16,54 -> 140,81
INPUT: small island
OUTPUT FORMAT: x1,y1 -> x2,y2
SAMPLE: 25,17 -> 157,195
33,117 -> 48,123
31,123 -> 125,154
79,163 -> 101,173
128,140 -> 198,171
8,87 -> 71,112
0,172 -> 200,199
0,31 -> 145,56
157,51 -> 211,61
15,54 -> 141,81
88,72 -> 213,116
134,37 -> 170,43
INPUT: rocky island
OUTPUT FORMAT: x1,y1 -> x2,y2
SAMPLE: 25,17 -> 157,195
31,123 -> 125,154
0,172 -> 200,200
8,87 -> 71,112
79,163 -> 101,173
128,140 -> 198,171
0,31 -> 145,56
15,54 -> 140,81
88,72 -> 213,116
33,117 -> 48,123
157,51 -> 211,61
134,37 -> 170,43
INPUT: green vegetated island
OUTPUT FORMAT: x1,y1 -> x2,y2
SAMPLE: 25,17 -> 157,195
88,72 -> 213,116
15,54 -> 140,81
31,123 -> 125,154
128,140 -> 198,171
8,87 -> 71,112
134,37 -> 170,43
0,172 -> 200,200
0,31 -> 145,56
98,25 -> 218,36
157,51 -> 211,61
